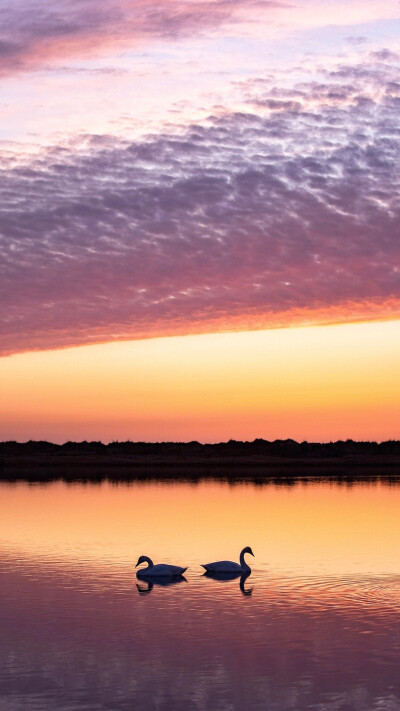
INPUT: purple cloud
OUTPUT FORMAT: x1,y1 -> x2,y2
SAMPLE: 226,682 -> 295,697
0,53 -> 399,355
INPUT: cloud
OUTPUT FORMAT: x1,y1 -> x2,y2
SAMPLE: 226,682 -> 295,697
0,52 -> 399,355
3,0 -> 400,79
0,0 -> 283,77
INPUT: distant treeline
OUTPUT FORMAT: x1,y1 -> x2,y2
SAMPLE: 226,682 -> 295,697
1,439 -> 399,482
1,438 -> 399,456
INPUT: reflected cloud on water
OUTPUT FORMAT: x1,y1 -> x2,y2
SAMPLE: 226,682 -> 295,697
1,554 -> 400,711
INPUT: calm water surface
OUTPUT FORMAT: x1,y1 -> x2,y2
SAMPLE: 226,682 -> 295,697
1,480 -> 400,711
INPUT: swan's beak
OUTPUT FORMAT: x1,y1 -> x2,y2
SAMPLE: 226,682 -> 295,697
134,560 -> 140,568
250,549 -> 255,557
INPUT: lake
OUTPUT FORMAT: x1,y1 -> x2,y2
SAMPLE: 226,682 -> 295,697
1,480 -> 400,711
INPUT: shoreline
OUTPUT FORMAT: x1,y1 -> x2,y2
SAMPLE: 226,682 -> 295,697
1,446 -> 399,483
0,439 -> 400,483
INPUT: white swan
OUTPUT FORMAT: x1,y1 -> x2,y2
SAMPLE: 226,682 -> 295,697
135,555 -> 187,578
201,546 -> 254,574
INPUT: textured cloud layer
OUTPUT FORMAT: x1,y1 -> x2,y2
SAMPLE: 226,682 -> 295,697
1,52 -> 399,354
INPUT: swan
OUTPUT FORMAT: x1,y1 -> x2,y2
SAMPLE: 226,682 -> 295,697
135,555 -> 187,578
201,546 -> 254,574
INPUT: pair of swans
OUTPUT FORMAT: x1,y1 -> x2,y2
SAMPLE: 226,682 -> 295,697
135,546 -> 254,579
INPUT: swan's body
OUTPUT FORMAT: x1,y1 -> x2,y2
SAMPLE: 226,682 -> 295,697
135,555 -> 187,578
201,546 -> 254,574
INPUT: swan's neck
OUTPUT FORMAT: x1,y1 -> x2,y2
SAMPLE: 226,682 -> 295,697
141,556 -> 154,569
239,549 -> 251,571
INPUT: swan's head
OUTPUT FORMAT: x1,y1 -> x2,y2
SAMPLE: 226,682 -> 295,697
242,546 -> 255,557
135,555 -> 151,568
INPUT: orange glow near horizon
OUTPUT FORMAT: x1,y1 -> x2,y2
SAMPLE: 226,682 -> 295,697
0,319 -> 399,442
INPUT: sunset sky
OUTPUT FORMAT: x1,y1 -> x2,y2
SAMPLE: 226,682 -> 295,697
0,0 -> 399,442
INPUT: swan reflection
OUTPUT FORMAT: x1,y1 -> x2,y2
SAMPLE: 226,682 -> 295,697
203,571 -> 253,596
136,575 -> 187,595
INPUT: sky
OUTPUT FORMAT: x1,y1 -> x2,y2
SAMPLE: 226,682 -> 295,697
0,0 -> 399,442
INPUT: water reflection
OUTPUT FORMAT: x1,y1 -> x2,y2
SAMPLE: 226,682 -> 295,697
136,575 -> 187,594
1,480 -> 400,711
203,570 -> 254,596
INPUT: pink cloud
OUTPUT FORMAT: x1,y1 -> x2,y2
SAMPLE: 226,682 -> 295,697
0,0 -> 283,77
2,0 -> 400,79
